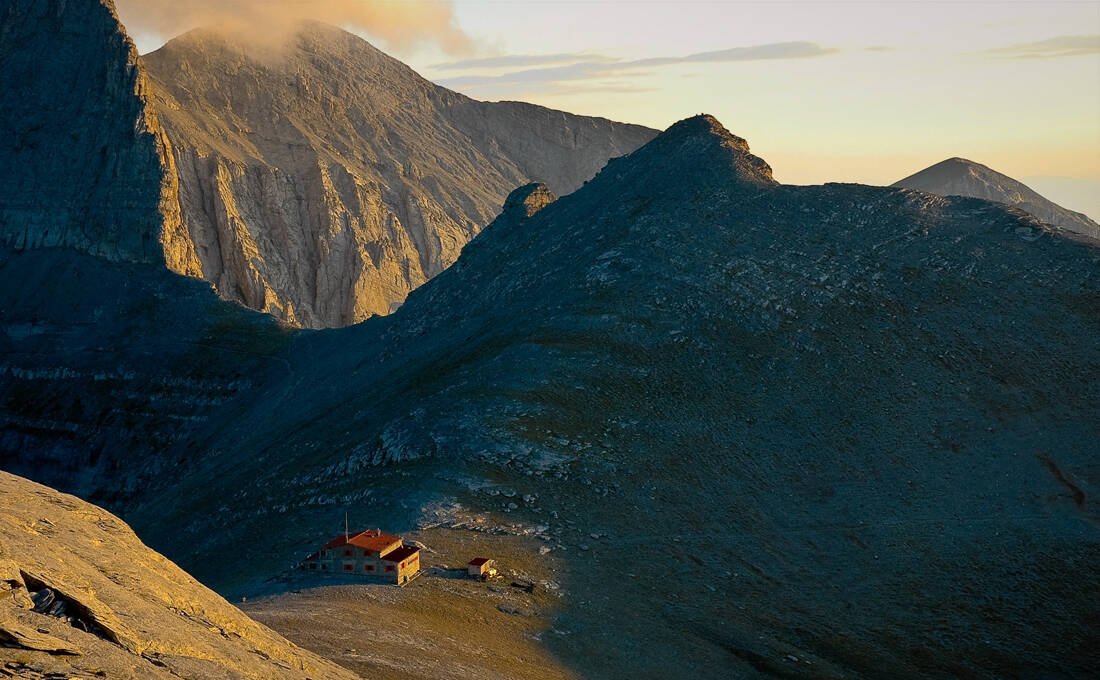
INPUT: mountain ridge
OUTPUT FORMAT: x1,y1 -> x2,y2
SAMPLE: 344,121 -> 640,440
2,3 -> 1098,677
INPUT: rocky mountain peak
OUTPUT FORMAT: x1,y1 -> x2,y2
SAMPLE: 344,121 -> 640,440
618,114 -> 777,190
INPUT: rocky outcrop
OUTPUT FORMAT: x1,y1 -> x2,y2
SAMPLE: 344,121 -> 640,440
500,183 -> 556,221
0,471 -> 360,679
142,23 -> 656,327
893,157 -> 1100,239
0,0 -> 194,267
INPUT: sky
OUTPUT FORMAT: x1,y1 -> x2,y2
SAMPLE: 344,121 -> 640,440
121,0 -> 1100,214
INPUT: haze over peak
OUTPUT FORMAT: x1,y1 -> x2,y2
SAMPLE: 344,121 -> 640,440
116,0 -> 473,57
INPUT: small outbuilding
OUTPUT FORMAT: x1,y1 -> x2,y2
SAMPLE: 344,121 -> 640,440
467,557 -> 496,580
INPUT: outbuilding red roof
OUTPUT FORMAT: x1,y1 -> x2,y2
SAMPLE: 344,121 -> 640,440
468,557 -> 492,567
322,529 -> 402,553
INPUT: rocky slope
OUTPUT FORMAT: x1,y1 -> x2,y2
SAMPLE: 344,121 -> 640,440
128,116 -> 1099,679
893,157 -> 1100,239
143,23 -> 656,327
0,470 -> 360,679
0,245 -> 292,508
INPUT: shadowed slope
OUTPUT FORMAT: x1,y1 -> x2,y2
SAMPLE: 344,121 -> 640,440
133,115 -> 1100,679
0,0 -> 191,265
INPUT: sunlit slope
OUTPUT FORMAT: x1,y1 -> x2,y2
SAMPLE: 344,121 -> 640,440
0,470 -> 360,679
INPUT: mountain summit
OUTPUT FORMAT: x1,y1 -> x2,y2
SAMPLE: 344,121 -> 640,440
893,157 -> 1099,239
142,22 -> 656,327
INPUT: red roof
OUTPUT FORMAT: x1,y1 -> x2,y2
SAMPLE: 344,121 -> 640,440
468,557 -> 492,567
381,545 -> 420,563
321,530 -> 402,553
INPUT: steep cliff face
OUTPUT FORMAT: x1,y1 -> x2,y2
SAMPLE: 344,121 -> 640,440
0,0 -> 289,508
0,471 -> 360,680
894,157 -> 1100,239
142,23 -> 657,327
0,0 -> 194,267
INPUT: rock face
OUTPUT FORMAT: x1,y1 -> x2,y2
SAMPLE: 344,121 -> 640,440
893,157 -> 1100,239
0,471 -> 360,679
142,23 -> 656,327
0,0 -> 195,268
126,115 -> 1097,678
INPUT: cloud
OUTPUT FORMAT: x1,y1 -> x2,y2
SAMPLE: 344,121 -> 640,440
436,41 -> 838,91
433,53 -> 617,71
982,34 -> 1100,59
114,0 -> 473,56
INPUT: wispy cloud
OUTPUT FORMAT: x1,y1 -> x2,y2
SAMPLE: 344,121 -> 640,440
982,34 -> 1100,59
435,41 -> 838,91
432,52 -> 616,71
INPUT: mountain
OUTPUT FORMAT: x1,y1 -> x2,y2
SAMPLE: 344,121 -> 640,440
893,157 -> 1100,239
129,116 -> 1099,678
0,470 -> 360,679
3,3 -> 1098,678
142,23 -> 656,327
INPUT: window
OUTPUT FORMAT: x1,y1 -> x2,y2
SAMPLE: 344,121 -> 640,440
322,564 -> 328,570
320,550 -> 326,557
309,563 -> 317,570
344,549 -> 352,557
365,564 -> 374,572
385,565 -> 394,572
400,561 -> 406,568
343,564 -> 353,572
362,550 -> 370,557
